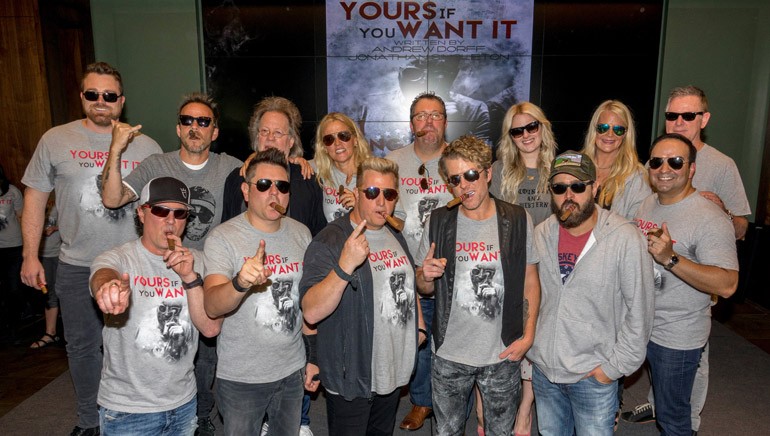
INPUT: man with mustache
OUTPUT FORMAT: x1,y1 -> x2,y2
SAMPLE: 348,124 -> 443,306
101,92 -> 242,435
527,151 -> 654,436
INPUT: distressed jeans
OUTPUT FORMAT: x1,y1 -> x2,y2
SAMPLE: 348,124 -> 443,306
99,396 -> 197,435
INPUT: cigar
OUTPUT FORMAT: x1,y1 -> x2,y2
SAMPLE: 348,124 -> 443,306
559,209 -> 572,221
385,215 -> 405,231
270,202 -> 286,215
414,130 -> 427,137
338,184 -> 345,197
648,228 -> 663,238
38,282 -> 48,294
167,237 -> 176,251
446,193 -> 470,209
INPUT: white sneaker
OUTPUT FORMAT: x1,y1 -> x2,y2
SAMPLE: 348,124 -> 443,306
299,425 -> 313,436
260,422 -> 269,436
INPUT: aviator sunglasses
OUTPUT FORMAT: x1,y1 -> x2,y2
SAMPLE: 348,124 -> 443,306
248,179 -> 291,194
179,115 -> 213,128
360,186 -> 399,201
664,112 -> 704,122
509,121 -> 540,139
649,156 -> 687,170
550,181 -> 594,195
447,169 -> 482,187
83,90 -> 122,103
143,204 -> 190,220
322,131 -> 353,146
596,123 -> 626,136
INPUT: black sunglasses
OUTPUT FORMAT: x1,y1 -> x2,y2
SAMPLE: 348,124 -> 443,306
649,156 -> 687,170
596,123 -> 627,136
83,90 -> 122,103
550,181 -> 594,195
664,112 -> 704,122
248,179 -> 290,194
360,186 -> 399,201
447,169 -> 482,187
322,131 -> 353,146
509,121 -> 540,139
144,204 -> 190,220
418,163 -> 430,190
179,115 -> 213,128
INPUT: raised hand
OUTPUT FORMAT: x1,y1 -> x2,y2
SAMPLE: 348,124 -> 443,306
235,240 -> 272,290
164,234 -> 195,279
96,272 -> 131,315
339,220 -> 369,273
647,222 -> 675,265
421,243 -> 447,282
110,119 -> 143,154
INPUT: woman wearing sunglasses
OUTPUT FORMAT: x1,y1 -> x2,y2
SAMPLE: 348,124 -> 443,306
310,113 -> 371,222
581,100 -> 651,221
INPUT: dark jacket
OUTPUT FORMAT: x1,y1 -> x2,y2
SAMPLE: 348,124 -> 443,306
428,198 -> 527,351
299,214 -> 417,400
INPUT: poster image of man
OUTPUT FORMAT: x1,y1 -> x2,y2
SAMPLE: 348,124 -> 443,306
270,278 -> 298,332
187,186 -> 216,241
135,300 -> 193,363
468,264 -> 501,319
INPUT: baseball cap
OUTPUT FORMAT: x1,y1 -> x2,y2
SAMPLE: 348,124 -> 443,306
549,151 -> 596,181
139,177 -> 190,206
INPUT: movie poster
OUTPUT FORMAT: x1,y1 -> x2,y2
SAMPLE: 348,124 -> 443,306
326,0 -> 534,156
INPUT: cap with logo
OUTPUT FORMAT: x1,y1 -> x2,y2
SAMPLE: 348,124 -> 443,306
139,177 -> 190,206
549,151 -> 596,182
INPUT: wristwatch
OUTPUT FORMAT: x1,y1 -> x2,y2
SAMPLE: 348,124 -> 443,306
663,254 -> 679,271
182,273 -> 203,290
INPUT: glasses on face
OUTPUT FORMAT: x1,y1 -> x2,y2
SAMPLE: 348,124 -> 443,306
360,186 -> 399,201
550,181 -> 594,195
258,128 -> 288,139
509,121 -> 540,139
143,204 -> 190,220
664,111 -> 704,122
412,112 -> 446,122
322,131 -> 353,146
596,123 -> 627,136
178,115 -> 213,128
418,164 -> 430,190
248,179 -> 291,194
447,169 -> 482,187
83,90 -> 122,103
649,156 -> 687,170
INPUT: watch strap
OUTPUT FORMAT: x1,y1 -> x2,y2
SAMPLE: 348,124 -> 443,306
182,273 -> 203,290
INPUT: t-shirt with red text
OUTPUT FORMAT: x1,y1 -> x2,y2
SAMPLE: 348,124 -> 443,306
558,226 -> 592,284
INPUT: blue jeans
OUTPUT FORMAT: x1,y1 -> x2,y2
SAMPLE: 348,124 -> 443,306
99,397 -> 197,435
647,340 -> 703,436
216,371 -> 303,436
301,393 -> 311,426
432,354 -> 521,436
58,262 -> 104,428
532,365 -> 617,436
409,297 -> 434,407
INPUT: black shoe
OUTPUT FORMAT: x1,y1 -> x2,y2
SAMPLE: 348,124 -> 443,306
195,417 -> 216,436
70,426 -> 100,436
620,402 -> 655,424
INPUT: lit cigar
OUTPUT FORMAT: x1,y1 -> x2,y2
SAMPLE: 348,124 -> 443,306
648,228 -> 664,238
270,202 -> 286,215
414,130 -> 427,137
338,184 -> 345,197
385,215 -> 405,231
38,282 -> 48,294
446,193 -> 470,209
559,209 -> 572,221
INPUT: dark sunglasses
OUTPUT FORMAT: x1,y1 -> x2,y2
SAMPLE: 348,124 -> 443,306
83,90 -> 122,103
550,181 -> 594,195
664,112 -> 704,122
447,169 -> 482,187
178,115 -> 213,128
360,186 -> 399,201
143,204 -> 190,220
596,123 -> 626,136
418,164 -> 430,190
649,156 -> 687,170
322,131 -> 353,146
248,179 -> 290,194
509,121 -> 540,139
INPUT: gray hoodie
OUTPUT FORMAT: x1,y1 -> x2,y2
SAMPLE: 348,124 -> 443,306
528,208 -> 654,383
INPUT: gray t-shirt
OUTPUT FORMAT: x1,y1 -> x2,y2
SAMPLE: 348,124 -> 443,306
90,239 -> 203,413
635,191 -> 738,349
490,161 -> 551,226
607,169 -> 651,220
22,120 -> 162,266
0,185 -> 23,247
386,144 -> 454,257
124,151 -> 242,250
365,224 -> 417,394
309,160 -> 356,223
203,214 -> 310,383
692,144 -> 751,216
40,204 -> 62,258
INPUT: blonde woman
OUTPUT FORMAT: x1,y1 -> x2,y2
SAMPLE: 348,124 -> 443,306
310,112 -> 372,222
581,100 -> 650,220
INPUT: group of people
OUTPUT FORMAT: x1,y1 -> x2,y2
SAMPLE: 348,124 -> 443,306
14,59 -> 748,436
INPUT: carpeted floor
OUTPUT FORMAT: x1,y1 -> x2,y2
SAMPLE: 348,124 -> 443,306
1,320 -> 767,435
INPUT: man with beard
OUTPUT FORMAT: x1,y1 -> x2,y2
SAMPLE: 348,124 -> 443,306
527,151 -> 654,436
387,92 -> 455,431
21,62 -> 161,436
101,92 -> 241,435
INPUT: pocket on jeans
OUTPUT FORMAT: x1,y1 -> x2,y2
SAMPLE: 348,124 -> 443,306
102,408 -> 131,422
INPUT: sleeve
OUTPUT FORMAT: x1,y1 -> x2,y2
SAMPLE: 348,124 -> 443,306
221,167 -> 246,223
720,161 -> 752,216
90,247 -> 127,284
524,211 -> 539,265
202,228 -> 238,278
694,205 -> 740,271
11,186 -> 23,214
21,135 -> 55,192
123,157 -> 155,196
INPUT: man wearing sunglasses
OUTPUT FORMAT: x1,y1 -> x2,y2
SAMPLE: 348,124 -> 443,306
633,134 -> 738,436
414,136 -> 539,435
89,176 -> 221,435
526,150 -> 654,436
203,149 -> 314,435
301,157 -> 425,435
21,62 -> 162,436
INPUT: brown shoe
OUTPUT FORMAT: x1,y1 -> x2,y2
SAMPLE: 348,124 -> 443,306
399,405 -> 433,430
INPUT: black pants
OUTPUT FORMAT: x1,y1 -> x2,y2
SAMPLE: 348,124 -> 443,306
326,388 -> 401,436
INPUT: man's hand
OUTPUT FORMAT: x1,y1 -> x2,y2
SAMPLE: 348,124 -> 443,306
304,363 -> 320,392
235,240 -> 271,290
96,272 -> 131,315
21,256 -> 46,290
585,365 -> 613,384
338,187 -> 355,210
498,335 -> 533,362
421,243 -> 447,282
339,220 -> 369,274
647,223 -> 675,265
164,234 -> 196,281
699,191 -> 725,210
110,119 -> 143,154
289,156 -> 315,180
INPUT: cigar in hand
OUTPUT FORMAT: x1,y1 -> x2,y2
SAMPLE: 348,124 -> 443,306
338,184 -> 345,197
167,236 -> 176,251
38,282 -> 48,294
648,228 -> 664,238
270,202 -> 287,215
385,215 -> 405,231
447,193 -> 470,209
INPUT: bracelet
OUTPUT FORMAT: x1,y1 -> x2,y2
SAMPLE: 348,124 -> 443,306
333,263 -> 354,282
303,334 -> 318,365
725,209 -> 734,221
231,275 -> 249,293
181,273 -> 203,290
418,328 -> 428,336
